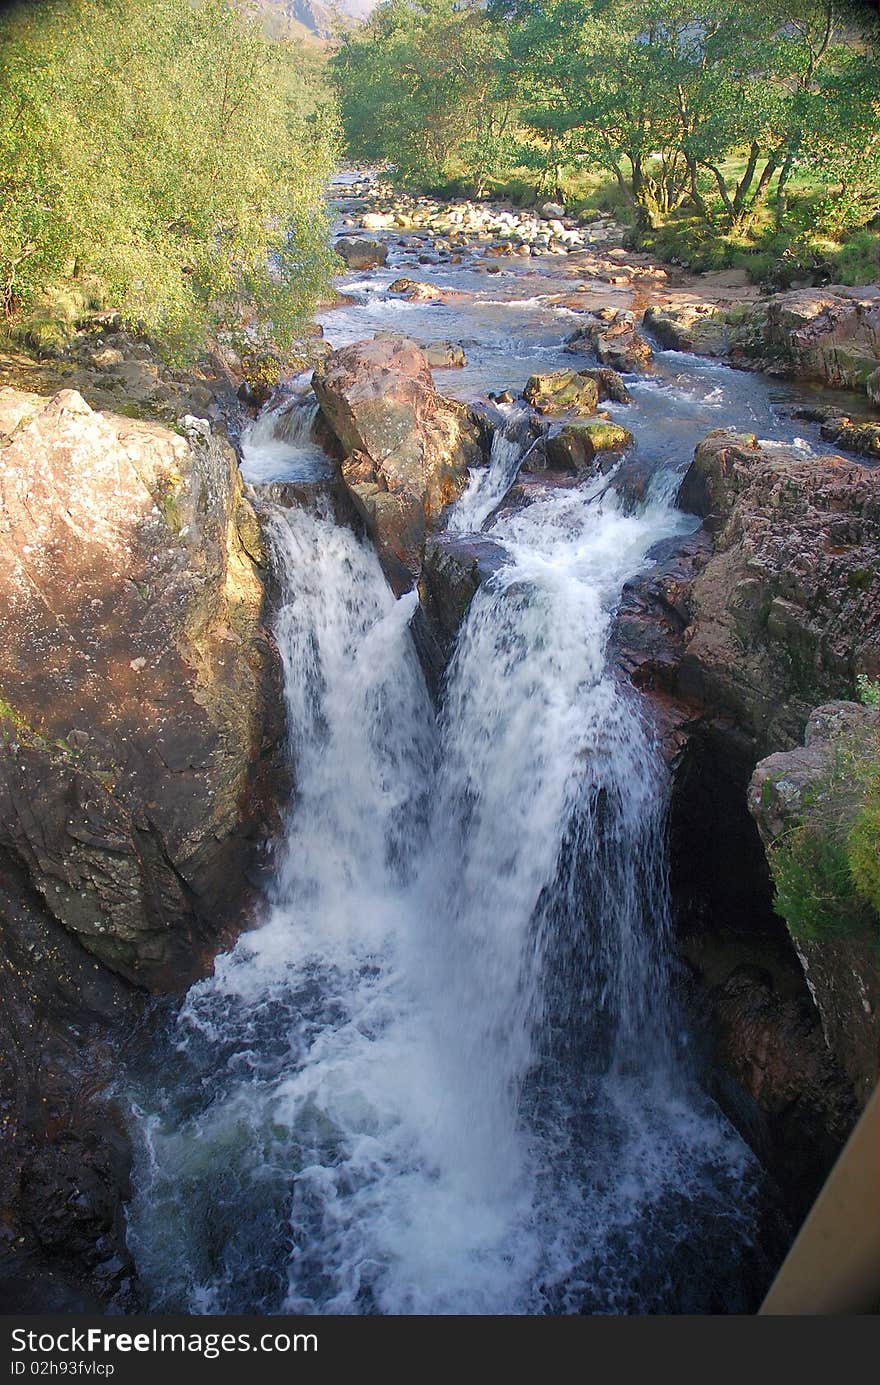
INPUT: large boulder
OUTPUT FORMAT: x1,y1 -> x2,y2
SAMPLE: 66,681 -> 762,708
643,302 -> 730,355
312,337 -> 482,591
418,533 -> 506,665
748,703 -> 880,1104
578,367 -> 632,404
565,309 -> 653,372
334,237 -> 388,270
545,419 -> 633,472
0,389 -> 282,991
675,431 -> 879,752
523,369 -> 599,416
645,287 -> 880,396
387,278 -> 442,302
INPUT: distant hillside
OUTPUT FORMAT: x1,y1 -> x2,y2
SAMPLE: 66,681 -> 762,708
249,0 -> 378,42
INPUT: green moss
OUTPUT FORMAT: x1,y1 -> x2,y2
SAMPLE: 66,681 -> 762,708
848,568 -> 875,592
153,468 -> 185,537
847,800 -> 880,910
768,716 -> 878,944
0,695 -> 24,728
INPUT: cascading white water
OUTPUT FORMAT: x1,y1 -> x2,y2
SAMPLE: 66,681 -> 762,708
126,410 -> 765,1314
123,172 -> 830,1310
447,406 -> 532,535
239,386 -> 332,485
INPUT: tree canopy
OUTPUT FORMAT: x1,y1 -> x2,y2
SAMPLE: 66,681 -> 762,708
0,0 -> 339,359
331,0 -> 879,239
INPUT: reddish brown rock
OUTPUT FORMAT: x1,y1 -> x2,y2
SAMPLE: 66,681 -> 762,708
675,431 -> 879,753
312,337 -> 482,591
0,386 -> 285,1310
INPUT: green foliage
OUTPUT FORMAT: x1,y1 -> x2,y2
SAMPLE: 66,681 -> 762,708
330,0 -> 515,193
0,0 -> 339,361
856,674 -> 880,708
768,714 -> 879,943
772,823 -> 863,939
332,0 -> 879,272
832,231 -> 880,286
847,800 -> 880,910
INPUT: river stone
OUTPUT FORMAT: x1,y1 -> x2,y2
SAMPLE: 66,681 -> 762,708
524,369 -> 600,416
576,367 -> 632,405
422,341 -> 468,369
565,310 -> 653,373
546,420 -> 634,471
386,278 -> 444,303
335,237 -> 389,270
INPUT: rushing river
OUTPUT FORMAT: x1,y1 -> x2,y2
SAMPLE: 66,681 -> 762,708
123,174 -> 842,1314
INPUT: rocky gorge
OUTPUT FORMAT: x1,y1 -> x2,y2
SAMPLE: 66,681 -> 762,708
0,169 -> 877,1313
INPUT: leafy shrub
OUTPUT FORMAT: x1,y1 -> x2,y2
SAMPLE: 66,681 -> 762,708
857,674 -> 880,708
0,0 -> 339,362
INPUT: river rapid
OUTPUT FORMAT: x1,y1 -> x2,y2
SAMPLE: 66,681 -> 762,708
121,172 -> 843,1315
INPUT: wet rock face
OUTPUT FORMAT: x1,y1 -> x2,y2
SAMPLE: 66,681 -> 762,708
418,533 -> 506,667
0,389 -> 283,990
748,703 -> 880,1104
701,961 -> 859,1223
675,431 -> 880,753
0,859 -> 139,1309
312,337 -> 482,592
645,286 -> 880,397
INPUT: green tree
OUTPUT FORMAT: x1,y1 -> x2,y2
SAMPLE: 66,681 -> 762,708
0,0 -> 339,360
331,0 -> 513,192
493,0 -> 878,233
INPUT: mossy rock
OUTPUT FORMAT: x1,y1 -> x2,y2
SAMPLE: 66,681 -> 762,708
523,370 -> 599,416
545,419 -> 633,471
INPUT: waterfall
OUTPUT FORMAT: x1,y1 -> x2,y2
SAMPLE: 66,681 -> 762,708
239,387 -> 332,485
125,428 -> 765,1313
446,406 -> 532,534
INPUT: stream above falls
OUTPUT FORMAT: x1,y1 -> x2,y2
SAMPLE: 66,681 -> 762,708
120,173 -> 850,1315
